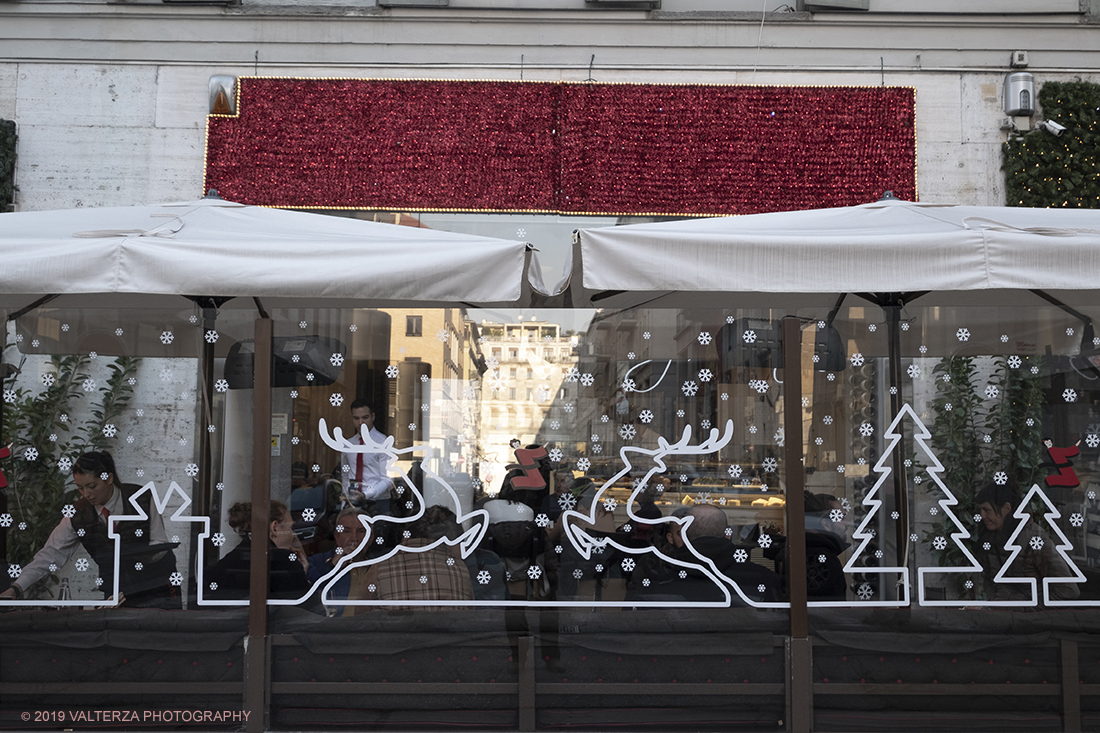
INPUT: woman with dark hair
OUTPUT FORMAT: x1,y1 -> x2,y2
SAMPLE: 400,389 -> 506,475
206,501 -> 310,601
0,450 -> 180,608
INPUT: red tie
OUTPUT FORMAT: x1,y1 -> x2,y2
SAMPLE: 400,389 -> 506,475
101,507 -> 110,524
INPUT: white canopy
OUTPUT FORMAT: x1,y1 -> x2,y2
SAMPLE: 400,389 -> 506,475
0,197 -> 536,308
575,197 -> 1100,307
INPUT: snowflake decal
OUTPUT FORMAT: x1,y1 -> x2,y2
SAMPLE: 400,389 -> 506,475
749,379 -> 769,394
477,570 -> 491,585
944,403 -> 953,412
384,365 -> 400,380
75,558 -> 90,572
213,378 -> 229,394
733,549 -> 748,563
160,331 -> 174,344
822,415 -> 834,426
1087,434 -> 1100,449
58,457 -> 72,473
696,491 -> 712,505
621,558 -> 636,572
203,329 -> 219,344
758,534 -> 772,549
702,419 -> 712,431
6,563 -> 22,579
436,329 -> 449,344
82,379 -> 98,393
681,380 -> 698,397
859,422 -> 873,437
850,353 -> 865,367
698,368 -> 713,383
619,424 -> 637,440
698,331 -> 713,345
602,497 -> 617,512
557,494 -> 577,512
929,506 -> 938,516
102,424 -> 118,438
993,471 -> 1008,485
211,533 -> 226,547
565,367 -> 580,383
1064,389 -> 1078,403
535,514 -> 551,529
741,330 -> 757,344
42,373 -> 56,388
23,448 -> 38,461
984,385 -> 1000,399
829,508 -> 844,523
580,373 -> 594,387
1029,536 -> 1044,551
856,583 -> 874,600
762,457 -> 778,473
527,566 -> 542,580
573,568 -> 584,580
408,423 -> 417,431
1070,513 -> 1084,527
931,536 -> 947,550
301,508 -> 317,522
837,465 -> 845,474
1010,355 -> 1025,370
956,328 -> 970,342
577,457 -> 591,472
748,425 -> 758,434
183,463 -> 199,478
549,448 -> 563,462
627,352 -> 636,360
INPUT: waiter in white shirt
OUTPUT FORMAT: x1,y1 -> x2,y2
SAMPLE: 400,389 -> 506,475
340,398 -> 394,514
0,451 -> 179,607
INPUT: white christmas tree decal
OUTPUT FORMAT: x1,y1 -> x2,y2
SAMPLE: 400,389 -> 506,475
838,405 -> 918,607
993,483 -> 1090,607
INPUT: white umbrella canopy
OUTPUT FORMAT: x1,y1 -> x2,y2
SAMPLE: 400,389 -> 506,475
574,196 -> 1100,309
0,196 -> 538,309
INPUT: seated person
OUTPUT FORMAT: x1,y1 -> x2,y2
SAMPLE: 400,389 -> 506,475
348,505 -> 474,611
627,504 -> 782,604
0,451 -> 179,608
976,481 -> 1080,604
206,501 -> 310,601
763,491 -> 850,600
307,508 -> 368,616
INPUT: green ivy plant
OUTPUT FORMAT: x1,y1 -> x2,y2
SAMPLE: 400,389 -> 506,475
920,354 -> 1044,598
2,352 -> 139,597
1003,80 -> 1100,209
0,119 -> 15,209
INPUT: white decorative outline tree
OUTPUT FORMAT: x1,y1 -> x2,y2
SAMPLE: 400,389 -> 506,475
836,404 -> 916,608
992,483 -> 1092,607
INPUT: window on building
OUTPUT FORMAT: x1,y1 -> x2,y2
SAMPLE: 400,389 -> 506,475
406,315 -> 422,337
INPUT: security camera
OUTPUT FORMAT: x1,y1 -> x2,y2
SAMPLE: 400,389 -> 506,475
1040,119 -> 1066,136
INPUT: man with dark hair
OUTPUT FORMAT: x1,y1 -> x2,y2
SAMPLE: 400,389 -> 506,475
340,397 -> 393,509
1,451 -> 179,607
627,503 -> 782,604
975,481 -> 1079,604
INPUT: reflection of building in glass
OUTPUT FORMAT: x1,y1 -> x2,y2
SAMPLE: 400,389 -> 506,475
476,317 -> 579,495
287,308 -> 485,485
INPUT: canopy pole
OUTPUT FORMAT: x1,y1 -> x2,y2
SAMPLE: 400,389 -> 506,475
884,303 -> 909,579
781,316 -> 811,733
245,316 -> 273,733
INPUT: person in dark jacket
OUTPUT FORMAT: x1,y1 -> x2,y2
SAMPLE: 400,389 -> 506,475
627,504 -> 782,604
206,501 -> 310,601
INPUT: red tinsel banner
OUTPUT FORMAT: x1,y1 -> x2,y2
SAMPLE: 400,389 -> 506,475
205,78 -> 915,216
